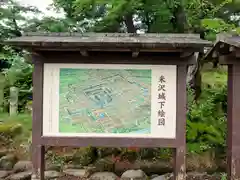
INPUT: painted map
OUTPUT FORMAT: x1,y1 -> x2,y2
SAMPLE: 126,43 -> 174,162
59,68 -> 151,134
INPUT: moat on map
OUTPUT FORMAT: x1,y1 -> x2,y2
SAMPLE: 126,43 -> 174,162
59,68 -> 151,134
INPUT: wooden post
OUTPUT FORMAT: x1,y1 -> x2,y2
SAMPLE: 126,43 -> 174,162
32,53 -> 44,180
174,64 -> 187,180
227,62 -> 240,180
9,86 -> 19,116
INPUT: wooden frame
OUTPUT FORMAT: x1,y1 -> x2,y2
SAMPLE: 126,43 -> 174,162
31,51 -> 190,180
218,55 -> 240,180
222,56 -> 240,180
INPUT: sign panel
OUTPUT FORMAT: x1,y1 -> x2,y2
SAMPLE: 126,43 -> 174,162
43,64 -> 177,139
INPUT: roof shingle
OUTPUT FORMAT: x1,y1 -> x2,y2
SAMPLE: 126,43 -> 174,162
4,32 -> 212,51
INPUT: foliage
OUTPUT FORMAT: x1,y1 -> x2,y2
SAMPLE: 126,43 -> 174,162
221,173 -> 227,180
49,0 -> 239,35
0,123 -> 22,140
25,17 -> 86,32
0,0 -> 37,112
0,0 -> 41,39
201,18 -> 239,40
0,113 -> 31,149
1,47 -> 32,112
187,75 -> 227,154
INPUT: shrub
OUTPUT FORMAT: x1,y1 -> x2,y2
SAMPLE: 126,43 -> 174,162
0,123 -> 23,141
187,85 -> 227,154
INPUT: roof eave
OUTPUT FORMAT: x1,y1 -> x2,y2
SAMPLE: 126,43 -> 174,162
4,41 -> 212,52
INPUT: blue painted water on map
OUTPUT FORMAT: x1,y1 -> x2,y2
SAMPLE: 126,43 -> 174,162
99,113 -> 105,118
143,88 -> 148,96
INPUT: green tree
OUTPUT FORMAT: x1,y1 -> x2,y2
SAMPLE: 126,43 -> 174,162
46,0 -> 238,100
0,0 -> 41,111
0,0 -> 41,39
51,0 -> 239,34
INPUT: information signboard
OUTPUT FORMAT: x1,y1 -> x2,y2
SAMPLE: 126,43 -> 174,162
43,64 -> 177,139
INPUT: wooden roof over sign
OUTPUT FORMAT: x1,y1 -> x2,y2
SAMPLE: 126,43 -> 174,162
4,32 -> 212,52
204,33 -> 240,61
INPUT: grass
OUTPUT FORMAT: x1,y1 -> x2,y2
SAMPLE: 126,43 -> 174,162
0,113 -> 32,160
202,65 -> 227,87
0,113 -> 32,138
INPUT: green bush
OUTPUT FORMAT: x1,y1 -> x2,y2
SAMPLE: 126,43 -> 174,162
0,123 -> 23,140
2,48 -> 33,113
187,85 -> 227,154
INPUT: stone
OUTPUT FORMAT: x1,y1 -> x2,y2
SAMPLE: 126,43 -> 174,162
0,149 -> 8,158
13,161 -> 32,173
84,165 -> 97,173
89,172 -> 118,180
45,163 -> 61,171
63,164 -> 83,169
186,172 -> 212,180
97,148 -> 120,158
63,168 -> 91,178
44,170 -> 62,180
94,157 -> 115,172
121,169 -> 147,180
0,170 -> 10,179
115,160 -> 171,175
151,175 -> 167,180
0,154 -> 17,170
7,171 -> 32,180
30,174 -> 38,180
150,174 -> 160,179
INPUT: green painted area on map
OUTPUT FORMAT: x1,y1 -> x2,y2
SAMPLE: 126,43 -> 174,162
59,68 -> 151,134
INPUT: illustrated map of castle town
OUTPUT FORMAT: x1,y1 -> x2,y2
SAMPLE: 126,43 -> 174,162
59,68 -> 152,134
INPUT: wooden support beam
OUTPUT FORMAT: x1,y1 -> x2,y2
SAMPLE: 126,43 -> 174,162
227,63 -> 240,180
180,52 -> 193,58
80,50 -> 88,57
212,50 -> 218,58
219,53 -> 240,65
236,49 -> 240,58
229,46 -> 235,52
32,53 -> 44,179
174,64 -> 187,180
132,50 -> 139,58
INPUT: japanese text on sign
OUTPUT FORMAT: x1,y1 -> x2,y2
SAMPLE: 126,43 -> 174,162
158,75 -> 166,126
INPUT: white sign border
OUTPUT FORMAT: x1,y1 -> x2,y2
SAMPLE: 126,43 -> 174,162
43,63 -> 177,139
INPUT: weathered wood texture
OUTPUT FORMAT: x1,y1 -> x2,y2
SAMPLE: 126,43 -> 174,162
4,32 -> 212,51
204,34 -> 240,62
32,53 -> 44,179
227,61 -> 240,180
174,64 -> 187,180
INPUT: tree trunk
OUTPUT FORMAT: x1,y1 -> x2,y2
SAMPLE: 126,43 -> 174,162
171,1 -> 203,100
171,3 -> 188,33
187,52 -> 204,101
124,13 -> 136,33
